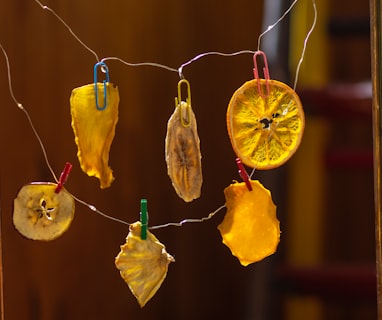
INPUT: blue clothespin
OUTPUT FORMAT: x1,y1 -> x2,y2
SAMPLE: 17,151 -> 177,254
93,61 -> 110,110
140,199 -> 148,240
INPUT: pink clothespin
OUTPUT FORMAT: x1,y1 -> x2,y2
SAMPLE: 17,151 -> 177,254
235,158 -> 252,191
55,162 -> 73,193
253,51 -> 271,98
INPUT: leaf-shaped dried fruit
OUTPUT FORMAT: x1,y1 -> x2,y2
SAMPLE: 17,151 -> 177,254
115,222 -> 175,307
165,101 -> 202,202
13,183 -> 75,241
70,82 -> 119,189
218,180 -> 280,266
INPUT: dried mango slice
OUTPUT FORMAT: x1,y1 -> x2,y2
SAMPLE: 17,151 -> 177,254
70,82 -> 119,189
13,182 -> 75,241
218,180 -> 280,266
227,79 -> 304,169
165,101 -> 202,202
115,222 -> 175,307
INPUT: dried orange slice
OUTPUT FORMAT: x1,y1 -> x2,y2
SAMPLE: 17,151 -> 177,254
218,180 -> 280,266
227,79 -> 304,169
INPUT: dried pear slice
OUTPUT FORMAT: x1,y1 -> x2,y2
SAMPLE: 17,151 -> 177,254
218,180 -> 280,266
13,182 -> 75,241
115,222 -> 175,307
70,82 -> 119,189
165,101 -> 202,202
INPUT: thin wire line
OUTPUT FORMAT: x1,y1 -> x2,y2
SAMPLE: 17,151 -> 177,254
257,0 -> 299,52
70,194 -> 131,226
33,0 -> 100,62
1,42 -> 225,230
150,204 -> 226,230
293,0 -> 317,90
101,57 -> 178,73
0,43 -> 58,183
178,50 -> 255,79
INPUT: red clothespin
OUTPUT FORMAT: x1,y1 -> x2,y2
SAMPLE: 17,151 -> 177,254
55,162 -> 73,193
253,51 -> 271,98
235,158 -> 252,191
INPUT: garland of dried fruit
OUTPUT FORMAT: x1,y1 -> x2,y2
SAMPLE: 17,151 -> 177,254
6,0 -> 316,308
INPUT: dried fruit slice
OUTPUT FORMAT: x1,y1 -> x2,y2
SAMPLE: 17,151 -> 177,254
70,82 -> 119,189
13,183 -> 75,241
165,101 -> 202,202
227,79 -> 304,169
218,180 -> 280,266
115,222 -> 175,307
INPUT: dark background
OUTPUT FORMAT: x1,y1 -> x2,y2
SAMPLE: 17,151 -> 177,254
0,0 -> 375,319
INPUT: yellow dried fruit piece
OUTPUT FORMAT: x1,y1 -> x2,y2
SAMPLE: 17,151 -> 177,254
115,222 -> 175,307
13,183 -> 75,241
218,180 -> 280,266
70,82 -> 119,189
227,79 -> 304,169
165,101 -> 202,202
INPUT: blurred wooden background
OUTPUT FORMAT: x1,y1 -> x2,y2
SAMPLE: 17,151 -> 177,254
0,0 -> 376,319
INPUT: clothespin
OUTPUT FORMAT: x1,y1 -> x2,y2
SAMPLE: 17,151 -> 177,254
55,162 -> 73,193
235,158 -> 252,191
175,79 -> 192,128
140,199 -> 148,240
253,51 -> 270,98
94,61 -> 110,110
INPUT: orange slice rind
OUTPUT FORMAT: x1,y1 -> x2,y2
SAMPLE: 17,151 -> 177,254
227,79 -> 304,169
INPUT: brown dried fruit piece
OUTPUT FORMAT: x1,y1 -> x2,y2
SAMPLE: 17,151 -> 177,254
165,101 -> 202,202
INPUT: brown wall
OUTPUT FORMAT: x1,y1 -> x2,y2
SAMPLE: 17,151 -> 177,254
0,1 -> 271,319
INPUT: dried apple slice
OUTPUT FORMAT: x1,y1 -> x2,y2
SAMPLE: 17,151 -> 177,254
13,182 -> 75,241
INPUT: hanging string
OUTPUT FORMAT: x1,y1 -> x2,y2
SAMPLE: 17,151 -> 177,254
257,0 -> 317,90
33,0 -> 100,62
0,0 -> 317,229
0,43 -> 58,183
101,57 -> 178,74
257,0 -> 299,52
33,0 -> 316,89
177,50 -> 255,79
293,0 -> 318,90
150,205 -> 226,230
0,43 -> 226,229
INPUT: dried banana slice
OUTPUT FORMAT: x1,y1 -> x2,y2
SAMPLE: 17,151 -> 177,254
165,101 -> 202,202
13,182 -> 75,241
70,82 -> 119,189
115,222 -> 175,307
218,180 -> 280,266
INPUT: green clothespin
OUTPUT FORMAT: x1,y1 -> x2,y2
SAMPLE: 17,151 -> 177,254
140,199 -> 148,240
